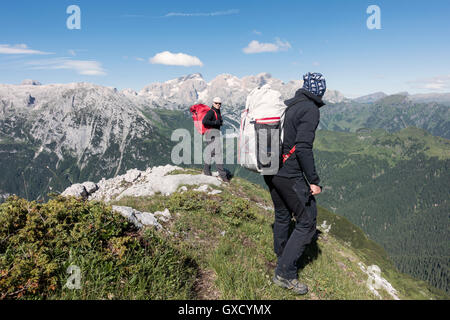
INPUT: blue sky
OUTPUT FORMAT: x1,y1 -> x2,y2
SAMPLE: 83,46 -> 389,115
1,0 -> 449,96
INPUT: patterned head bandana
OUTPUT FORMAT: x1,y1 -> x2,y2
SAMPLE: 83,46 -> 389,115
302,72 -> 327,97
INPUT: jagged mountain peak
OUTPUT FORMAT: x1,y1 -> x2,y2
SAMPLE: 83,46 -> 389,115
21,79 -> 42,86
323,90 -> 348,104
256,72 -> 272,78
0,81 -> 140,113
137,73 -> 348,109
165,73 -> 205,84
353,92 -> 388,104
121,88 -> 138,96
394,91 -> 410,96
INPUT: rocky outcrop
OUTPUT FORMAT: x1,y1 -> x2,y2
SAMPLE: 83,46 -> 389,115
111,205 -> 170,230
60,165 -> 224,231
358,263 -> 400,300
0,193 -> 12,202
61,181 -> 99,199
61,164 -> 223,202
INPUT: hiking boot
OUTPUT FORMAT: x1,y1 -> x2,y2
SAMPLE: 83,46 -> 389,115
220,176 -> 230,183
272,274 -> 308,295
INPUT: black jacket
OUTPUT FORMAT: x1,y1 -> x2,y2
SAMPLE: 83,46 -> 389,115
202,106 -> 223,130
276,88 -> 325,185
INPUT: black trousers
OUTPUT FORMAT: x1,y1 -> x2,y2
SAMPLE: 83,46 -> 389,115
264,175 -> 317,280
203,133 -> 227,179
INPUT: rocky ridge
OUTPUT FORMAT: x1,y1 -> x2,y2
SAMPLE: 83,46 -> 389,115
61,164 -> 223,229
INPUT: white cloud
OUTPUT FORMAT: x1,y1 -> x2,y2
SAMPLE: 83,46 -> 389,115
68,49 -> 76,56
27,58 -> 106,76
243,38 -> 291,54
135,57 -> 145,62
149,51 -> 203,67
253,30 -> 262,35
0,44 -> 52,55
407,75 -> 450,91
165,9 -> 239,17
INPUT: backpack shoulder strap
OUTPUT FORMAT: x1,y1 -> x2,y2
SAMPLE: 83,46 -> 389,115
211,108 -> 218,120
280,98 -> 308,162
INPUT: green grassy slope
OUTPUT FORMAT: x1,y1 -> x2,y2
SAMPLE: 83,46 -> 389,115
1,169 -> 446,300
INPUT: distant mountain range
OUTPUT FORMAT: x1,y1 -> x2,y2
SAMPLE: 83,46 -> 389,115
123,73 -> 450,139
354,92 -> 388,103
1,75 -> 449,198
1,74 -> 449,200
122,72 -> 348,108
319,94 -> 450,140
354,91 -> 450,105
14,74 -> 450,108
1,75 -> 449,293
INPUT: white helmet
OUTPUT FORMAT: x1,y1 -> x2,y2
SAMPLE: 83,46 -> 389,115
213,97 -> 222,104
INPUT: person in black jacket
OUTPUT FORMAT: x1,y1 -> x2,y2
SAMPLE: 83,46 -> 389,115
202,98 -> 223,130
202,97 -> 229,182
264,72 -> 326,295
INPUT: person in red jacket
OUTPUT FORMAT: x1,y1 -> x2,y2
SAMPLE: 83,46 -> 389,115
265,72 -> 326,295
202,97 -> 230,183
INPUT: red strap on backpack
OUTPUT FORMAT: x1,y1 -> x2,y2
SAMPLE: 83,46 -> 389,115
282,146 -> 296,163
212,109 -> 218,120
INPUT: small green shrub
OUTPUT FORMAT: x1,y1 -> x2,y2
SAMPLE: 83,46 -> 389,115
167,192 -> 206,212
220,198 -> 256,226
0,196 -> 197,300
165,191 -> 256,227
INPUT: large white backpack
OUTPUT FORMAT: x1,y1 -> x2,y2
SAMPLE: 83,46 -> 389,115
239,84 -> 288,175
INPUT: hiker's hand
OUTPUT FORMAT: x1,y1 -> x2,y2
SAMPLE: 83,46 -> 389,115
310,184 -> 322,196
